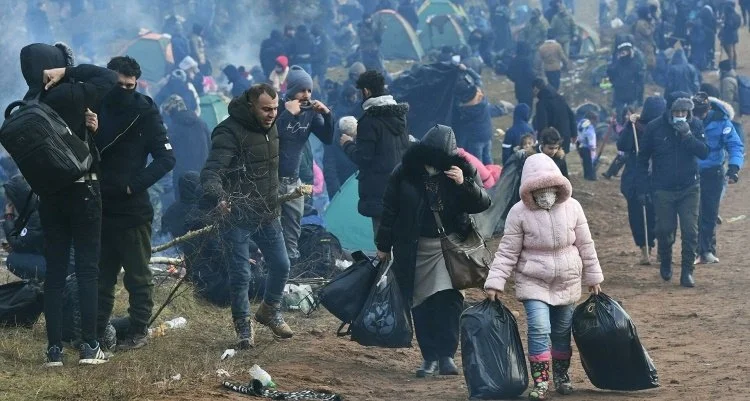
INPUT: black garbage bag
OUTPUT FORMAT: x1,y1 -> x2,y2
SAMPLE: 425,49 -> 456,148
461,300 -> 528,399
350,261 -> 412,348
295,224 -> 346,279
0,280 -> 43,327
318,251 -> 378,334
572,293 -> 659,391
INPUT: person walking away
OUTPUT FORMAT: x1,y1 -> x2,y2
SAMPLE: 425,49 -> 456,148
637,92 -> 709,287
576,112 -> 598,181
20,42 -> 117,366
665,48 -> 701,96
719,2 -> 741,69
532,79 -> 577,153
719,60 -> 740,113
607,42 -> 646,112
276,66 -> 333,265
507,42 -> 538,107
537,32 -> 568,91
340,70 -> 410,234
698,4 -> 717,69
490,0 -> 514,53
537,128 -> 569,178
692,93 -> 744,264
95,56 -> 176,351
269,56 -> 290,93
376,125 -> 491,378
687,19 -> 710,71
161,94 -> 211,191
200,84 -> 295,348
617,96 -> 664,265
633,6 -> 657,73
454,87 -> 505,164
485,153 -> 604,401
503,103 -> 535,165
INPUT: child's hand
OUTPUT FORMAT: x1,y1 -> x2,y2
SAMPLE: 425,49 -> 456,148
485,289 -> 503,302
589,284 -> 602,295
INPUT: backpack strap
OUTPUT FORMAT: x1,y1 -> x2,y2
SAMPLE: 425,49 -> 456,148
10,191 -> 36,237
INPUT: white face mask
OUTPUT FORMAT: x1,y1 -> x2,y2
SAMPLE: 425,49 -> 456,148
533,190 -> 558,210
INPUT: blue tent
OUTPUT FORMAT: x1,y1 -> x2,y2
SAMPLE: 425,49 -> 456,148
323,175 -> 376,253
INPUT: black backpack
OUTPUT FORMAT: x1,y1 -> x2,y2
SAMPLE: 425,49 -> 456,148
1,95 -> 92,195
0,280 -> 44,327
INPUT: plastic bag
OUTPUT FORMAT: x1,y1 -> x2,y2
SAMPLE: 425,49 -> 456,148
0,280 -> 43,327
317,251 -> 378,334
350,261 -> 412,348
461,300 -> 528,399
572,293 -> 659,391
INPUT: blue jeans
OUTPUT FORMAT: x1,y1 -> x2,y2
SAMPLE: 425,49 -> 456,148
523,300 -> 575,361
223,218 -> 290,320
6,253 -> 47,281
466,140 -> 493,165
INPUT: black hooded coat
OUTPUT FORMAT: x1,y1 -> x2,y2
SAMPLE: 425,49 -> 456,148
2,176 -> 43,255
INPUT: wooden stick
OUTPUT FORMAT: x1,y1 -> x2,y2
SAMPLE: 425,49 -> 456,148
150,257 -> 185,265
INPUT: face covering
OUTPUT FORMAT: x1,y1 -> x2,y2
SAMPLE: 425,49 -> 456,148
533,188 -> 558,210
104,85 -> 136,107
672,116 -> 688,124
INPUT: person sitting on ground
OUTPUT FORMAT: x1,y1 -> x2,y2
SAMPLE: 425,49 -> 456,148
537,127 -> 569,178
485,153 -> 604,401
2,175 -> 47,282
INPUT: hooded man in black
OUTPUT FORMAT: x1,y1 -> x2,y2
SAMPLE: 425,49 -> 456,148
532,79 -> 577,153
94,56 -> 175,351
638,92 -> 709,287
20,42 -> 117,366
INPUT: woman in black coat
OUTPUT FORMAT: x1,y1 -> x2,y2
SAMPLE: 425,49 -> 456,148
375,125 -> 491,378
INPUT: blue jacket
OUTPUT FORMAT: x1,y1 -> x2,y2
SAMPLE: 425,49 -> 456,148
453,97 -> 504,146
665,49 -> 701,96
503,104 -> 534,164
698,98 -> 745,170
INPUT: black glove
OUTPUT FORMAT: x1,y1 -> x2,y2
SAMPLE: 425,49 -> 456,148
672,120 -> 691,138
727,164 -> 740,183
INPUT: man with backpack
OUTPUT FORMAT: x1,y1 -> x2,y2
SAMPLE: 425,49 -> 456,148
94,56 -> 175,352
17,42 -> 117,366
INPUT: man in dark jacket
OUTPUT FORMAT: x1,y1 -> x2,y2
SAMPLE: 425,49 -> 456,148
260,30 -> 286,79
503,103 -> 535,164
532,79 -> 577,153
20,42 -> 117,366
453,87 -> 506,164
223,64 -> 252,98
276,66 -> 334,265
617,96 -> 665,265
161,95 -> 211,191
291,25 -> 314,74
310,25 -> 331,84
200,83 -> 294,348
637,92 -> 709,287
506,41 -> 538,107
2,176 -> 48,281
607,42 -> 645,111
665,48 -> 701,96
95,56 -> 176,351
341,70 -> 410,233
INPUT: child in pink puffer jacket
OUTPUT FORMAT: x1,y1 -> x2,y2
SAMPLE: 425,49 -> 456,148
485,153 -> 604,401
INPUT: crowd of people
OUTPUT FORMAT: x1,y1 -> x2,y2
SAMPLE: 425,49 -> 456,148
2,0 -> 747,400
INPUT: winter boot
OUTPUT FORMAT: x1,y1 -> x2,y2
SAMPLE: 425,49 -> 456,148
659,249 -> 672,281
438,357 -> 459,375
552,359 -> 574,395
234,318 -> 254,350
415,360 -> 438,378
639,247 -> 651,265
255,302 -> 294,338
528,360 -> 551,400
680,265 -> 695,288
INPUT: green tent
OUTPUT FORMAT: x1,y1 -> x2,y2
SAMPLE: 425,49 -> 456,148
572,21 -> 601,58
120,33 -> 174,85
373,9 -> 425,61
324,175 -> 376,253
419,14 -> 468,52
199,95 -> 229,130
417,0 -> 468,26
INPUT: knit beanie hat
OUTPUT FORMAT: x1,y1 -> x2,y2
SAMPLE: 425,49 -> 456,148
275,55 -> 289,69
162,94 -> 187,114
348,62 -> 366,78
285,65 -> 313,99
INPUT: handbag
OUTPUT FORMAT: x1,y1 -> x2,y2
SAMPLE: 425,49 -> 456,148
432,210 -> 492,290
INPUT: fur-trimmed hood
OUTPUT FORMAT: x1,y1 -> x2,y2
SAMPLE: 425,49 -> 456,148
401,125 -> 475,184
708,96 -> 735,120
520,153 -> 573,210
363,102 -> 410,118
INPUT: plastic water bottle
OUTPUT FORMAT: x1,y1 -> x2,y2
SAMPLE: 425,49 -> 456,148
164,317 -> 187,329
249,364 -> 276,388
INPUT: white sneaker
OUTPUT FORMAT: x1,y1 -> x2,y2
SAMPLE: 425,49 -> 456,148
79,342 -> 109,365
701,253 -> 720,264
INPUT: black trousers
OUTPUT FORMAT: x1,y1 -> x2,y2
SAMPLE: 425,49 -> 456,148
97,222 -> 153,334
698,167 -> 724,255
39,182 -> 102,348
412,289 -> 463,361
578,147 -> 597,180
624,192 -> 656,248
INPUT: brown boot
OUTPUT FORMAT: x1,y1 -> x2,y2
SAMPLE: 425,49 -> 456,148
639,247 -> 651,265
255,302 -> 294,338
